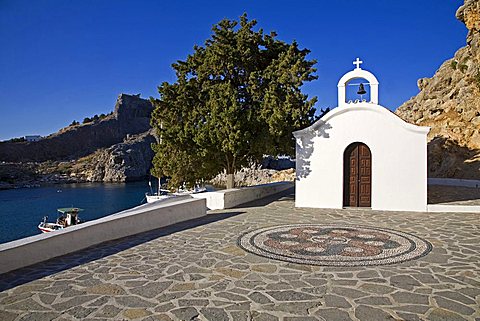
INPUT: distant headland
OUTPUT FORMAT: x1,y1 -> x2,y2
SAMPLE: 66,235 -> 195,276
0,94 -> 156,189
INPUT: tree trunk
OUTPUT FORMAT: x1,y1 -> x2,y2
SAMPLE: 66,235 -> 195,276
226,173 -> 235,189
225,155 -> 235,189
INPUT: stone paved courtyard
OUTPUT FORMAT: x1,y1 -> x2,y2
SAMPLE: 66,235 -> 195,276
0,188 -> 479,321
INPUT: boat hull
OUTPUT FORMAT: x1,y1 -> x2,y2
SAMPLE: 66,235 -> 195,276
145,194 -> 176,203
38,223 -> 64,233
145,186 -> 207,203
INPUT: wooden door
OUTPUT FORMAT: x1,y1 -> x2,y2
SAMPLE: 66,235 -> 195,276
344,143 -> 371,207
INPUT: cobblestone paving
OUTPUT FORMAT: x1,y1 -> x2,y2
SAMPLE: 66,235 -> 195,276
1,189 -> 479,321
428,185 -> 480,206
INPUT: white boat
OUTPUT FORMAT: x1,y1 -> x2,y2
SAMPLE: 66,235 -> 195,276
38,219 -> 64,233
145,191 -> 176,203
177,185 -> 208,195
145,179 -> 207,203
38,208 -> 83,233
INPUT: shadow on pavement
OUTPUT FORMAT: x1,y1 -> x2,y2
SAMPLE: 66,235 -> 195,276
232,187 -> 295,209
428,185 -> 480,204
0,211 -> 244,292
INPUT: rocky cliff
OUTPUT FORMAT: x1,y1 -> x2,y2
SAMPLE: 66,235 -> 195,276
0,94 -> 156,188
71,130 -> 156,182
395,0 -> 480,179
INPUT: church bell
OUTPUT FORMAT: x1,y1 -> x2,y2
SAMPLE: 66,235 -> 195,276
357,83 -> 367,95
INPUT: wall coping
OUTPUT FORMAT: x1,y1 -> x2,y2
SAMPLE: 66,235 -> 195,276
427,204 -> 480,213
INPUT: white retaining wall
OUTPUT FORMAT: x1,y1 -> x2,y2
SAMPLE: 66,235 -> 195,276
0,198 -> 206,275
427,204 -> 480,213
192,182 -> 294,210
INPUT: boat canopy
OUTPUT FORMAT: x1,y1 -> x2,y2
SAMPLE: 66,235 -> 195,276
57,207 -> 84,214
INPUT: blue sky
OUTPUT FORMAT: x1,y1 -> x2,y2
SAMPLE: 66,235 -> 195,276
0,0 -> 466,141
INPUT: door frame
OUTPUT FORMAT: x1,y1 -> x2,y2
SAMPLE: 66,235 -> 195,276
343,142 -> 372,207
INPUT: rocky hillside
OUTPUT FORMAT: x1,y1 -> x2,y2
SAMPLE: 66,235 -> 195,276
0,94 -> 157,188
70,130 -> 156,182
0,94 -> 153,162
396,0 -> 480,179
210,157 -> 296,187
0,91 -> 295,189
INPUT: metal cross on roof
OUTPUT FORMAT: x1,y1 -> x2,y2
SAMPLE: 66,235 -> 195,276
353,57 -> 363,69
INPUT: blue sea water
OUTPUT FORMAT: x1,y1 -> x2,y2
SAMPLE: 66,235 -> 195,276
0,181 -> 153,244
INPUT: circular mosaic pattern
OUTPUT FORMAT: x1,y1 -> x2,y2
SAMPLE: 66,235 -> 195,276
238,224 -> 432,267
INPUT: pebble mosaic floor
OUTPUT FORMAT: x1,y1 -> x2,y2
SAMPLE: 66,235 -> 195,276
0,188 -> 479,321
238,224 -> 432,267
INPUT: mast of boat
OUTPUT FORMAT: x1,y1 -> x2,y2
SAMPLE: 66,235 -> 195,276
148,179 -> 153,195
157,121 -> 163,196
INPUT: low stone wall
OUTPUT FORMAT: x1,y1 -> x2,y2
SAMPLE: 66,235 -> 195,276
192,181 -> 294,210
0,198 -> 206,275
428,178 -> 480,188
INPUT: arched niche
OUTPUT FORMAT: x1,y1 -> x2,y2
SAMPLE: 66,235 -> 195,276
345,77 -> 371,103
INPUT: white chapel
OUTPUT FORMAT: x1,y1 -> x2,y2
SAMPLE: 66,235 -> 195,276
294,58 -> 430,212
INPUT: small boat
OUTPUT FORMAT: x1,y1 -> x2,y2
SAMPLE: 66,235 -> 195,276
38,208 -> 84,233
145,178 -> 207,203
37,218 -> 63,233
145,177 -> 174,203
175,185 -> 208,195
145,190 -> 176,203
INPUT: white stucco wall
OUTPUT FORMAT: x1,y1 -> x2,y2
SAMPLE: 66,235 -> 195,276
191,182 -> 293,210
294,104 -> 429,212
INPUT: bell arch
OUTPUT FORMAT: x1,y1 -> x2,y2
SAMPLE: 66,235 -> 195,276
338,58 -> 379,107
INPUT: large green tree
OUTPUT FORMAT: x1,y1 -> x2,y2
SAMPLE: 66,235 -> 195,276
151,14 -> 317,189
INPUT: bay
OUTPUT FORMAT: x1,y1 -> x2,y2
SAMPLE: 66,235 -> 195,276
0,181 -> 153,244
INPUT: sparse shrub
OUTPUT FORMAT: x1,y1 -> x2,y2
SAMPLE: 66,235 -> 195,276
459,64 -> 468,72
450,61 -> 457,70
57,162 -> 73,174
9,137 -> 25,143
83,117 -> 92,124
